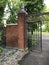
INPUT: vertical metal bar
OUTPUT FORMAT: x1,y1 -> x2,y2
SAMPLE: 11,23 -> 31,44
26,23 -> 28,48
40,21 -> 42,52
38,21 -> 40,48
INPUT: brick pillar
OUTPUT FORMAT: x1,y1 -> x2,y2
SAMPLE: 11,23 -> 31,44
18,12 -> 27,50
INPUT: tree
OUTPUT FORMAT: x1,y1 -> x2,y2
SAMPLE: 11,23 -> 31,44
6,0 -> 21,23
1,0 -> 44,24
5,0 -> 44,24
28,22 -> 37,34
23,0 -> 44,34
0,0 -> 6,23
23,0 -> 44,14
42,5 -> 49,32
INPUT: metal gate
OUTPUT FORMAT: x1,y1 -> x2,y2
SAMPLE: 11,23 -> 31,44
26,14 -> 42,52
0,24 -> 6,47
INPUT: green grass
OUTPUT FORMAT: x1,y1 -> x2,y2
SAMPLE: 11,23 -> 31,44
42,32 -> 49,36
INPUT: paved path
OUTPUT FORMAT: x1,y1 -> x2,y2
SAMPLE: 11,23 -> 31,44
19,36 -> 49,65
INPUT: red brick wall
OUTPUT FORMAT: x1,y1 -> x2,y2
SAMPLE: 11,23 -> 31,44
6,24 -> 18,47
18,13 -> 27,49
6,12 -> 27,49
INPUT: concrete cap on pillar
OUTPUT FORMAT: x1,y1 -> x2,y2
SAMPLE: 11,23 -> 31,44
20,1 -> 28,15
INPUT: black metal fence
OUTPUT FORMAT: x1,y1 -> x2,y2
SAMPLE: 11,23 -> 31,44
26,15 -> 42,52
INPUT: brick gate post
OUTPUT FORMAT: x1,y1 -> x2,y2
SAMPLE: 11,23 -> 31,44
18,3 -> 27,50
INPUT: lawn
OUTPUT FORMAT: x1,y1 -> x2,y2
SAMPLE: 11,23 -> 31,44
42,32 -> 49,36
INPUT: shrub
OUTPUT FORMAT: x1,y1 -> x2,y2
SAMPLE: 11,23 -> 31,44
8,50 -> 14,56
32,38 -> 37,47
28,37 -> 37,48
28,38 -> 32,48
0,47 -> 4,53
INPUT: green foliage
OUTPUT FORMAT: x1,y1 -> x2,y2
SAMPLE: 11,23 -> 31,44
43,4 -> 49,12
28,22 -> 37,34
6,0 -> 21,23
45,22 -> 49,32
32,38 -> 37,47
28,37 -> 37,48
42,3 -> 49,32
42,21 -> 49,32
23,0 -> 44,13
0,62 -> 2,65
0,47 -> 4,53
8,50 -> 14,56
0,0 -> 6,23
0,0 -> 44,24
28,38 -> 32,47
6,0 -> 44,23
23,0 -> 44,34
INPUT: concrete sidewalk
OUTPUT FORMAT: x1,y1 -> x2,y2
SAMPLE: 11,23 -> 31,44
19,37 -> 49,65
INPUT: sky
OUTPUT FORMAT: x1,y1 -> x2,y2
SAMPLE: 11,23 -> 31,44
44,0 -> 49,8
